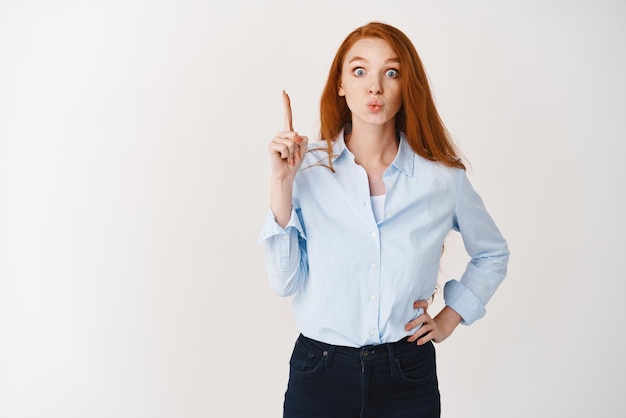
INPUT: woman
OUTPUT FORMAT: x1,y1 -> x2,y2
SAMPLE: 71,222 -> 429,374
258,22 -> 509,417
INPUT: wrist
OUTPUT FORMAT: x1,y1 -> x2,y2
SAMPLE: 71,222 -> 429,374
270,173 -> 295,188
436,306 -> 462,335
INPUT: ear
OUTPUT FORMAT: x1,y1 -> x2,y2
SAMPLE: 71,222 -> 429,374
338,84 -> 345,97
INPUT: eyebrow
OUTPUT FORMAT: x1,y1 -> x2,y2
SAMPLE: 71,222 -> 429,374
348,56 -> 400,64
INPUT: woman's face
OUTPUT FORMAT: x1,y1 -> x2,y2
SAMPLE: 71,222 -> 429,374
339,37 -> 403,129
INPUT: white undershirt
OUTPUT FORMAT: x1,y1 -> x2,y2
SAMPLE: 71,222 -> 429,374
370,194 -> 386,223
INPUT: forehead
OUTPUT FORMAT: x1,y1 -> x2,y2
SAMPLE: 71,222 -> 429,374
343,37 -> 398,63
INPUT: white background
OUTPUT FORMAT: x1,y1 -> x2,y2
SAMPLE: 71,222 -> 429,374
1,0 -> 625,417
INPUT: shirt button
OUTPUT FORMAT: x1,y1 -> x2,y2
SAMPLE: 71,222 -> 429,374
370,263 -> 378,270
370,295 -> 377,302
282,235 -> 289,240
370,231 -> 377,238
369,330 -> 376,336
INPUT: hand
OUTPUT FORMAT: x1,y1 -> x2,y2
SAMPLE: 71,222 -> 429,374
267,90 -> 309,181
405,300 -> 462,345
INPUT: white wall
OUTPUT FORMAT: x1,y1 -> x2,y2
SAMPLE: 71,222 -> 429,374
1,0 -> 624,417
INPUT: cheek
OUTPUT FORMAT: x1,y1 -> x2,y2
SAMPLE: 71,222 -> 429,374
343,96 -> 359,113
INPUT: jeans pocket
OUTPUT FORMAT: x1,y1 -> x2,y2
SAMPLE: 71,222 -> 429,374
289,338 -> 326,375
395,342 -> 437,383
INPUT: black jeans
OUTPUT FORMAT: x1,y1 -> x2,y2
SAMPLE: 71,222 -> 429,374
284,334 -> 440,418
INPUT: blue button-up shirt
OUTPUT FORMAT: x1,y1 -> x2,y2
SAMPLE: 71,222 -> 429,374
258,129 -> 509,348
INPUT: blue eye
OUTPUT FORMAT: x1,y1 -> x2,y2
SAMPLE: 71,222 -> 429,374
385,69 -> 399,78
353,68 -> 366,77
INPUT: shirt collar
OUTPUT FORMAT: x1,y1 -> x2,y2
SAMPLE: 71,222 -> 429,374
392,132 -> 415,177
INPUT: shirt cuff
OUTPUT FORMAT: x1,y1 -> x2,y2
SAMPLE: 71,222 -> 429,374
443,279 -> 486,325
256,208 -> 305,244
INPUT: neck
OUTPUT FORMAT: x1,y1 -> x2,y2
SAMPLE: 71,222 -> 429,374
345,121 -> 398,168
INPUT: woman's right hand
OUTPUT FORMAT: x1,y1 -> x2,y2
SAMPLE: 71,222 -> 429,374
268,90 -> 308,181
268,91 -> 308,228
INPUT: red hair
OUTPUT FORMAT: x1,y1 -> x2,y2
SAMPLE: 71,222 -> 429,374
318,22 -> 465,171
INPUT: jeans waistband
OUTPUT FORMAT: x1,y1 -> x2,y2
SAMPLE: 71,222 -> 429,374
297,334 -> 418,374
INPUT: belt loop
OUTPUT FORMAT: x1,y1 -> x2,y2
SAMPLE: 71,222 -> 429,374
387,343 -> 397,375
324,345 -> 336,369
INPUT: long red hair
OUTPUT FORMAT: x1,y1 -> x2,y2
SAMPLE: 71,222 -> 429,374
318,22 -> 465,170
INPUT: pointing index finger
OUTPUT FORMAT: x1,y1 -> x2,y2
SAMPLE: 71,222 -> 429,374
282,89 -> 293,132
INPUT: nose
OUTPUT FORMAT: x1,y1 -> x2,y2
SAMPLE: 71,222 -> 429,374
368,76 -> 383,95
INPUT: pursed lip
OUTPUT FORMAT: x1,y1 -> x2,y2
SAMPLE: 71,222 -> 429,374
367,98 -> 384,112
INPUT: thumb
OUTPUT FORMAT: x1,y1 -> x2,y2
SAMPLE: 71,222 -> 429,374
413,300 -> 430,311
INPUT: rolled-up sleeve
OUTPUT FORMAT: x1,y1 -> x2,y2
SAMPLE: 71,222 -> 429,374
444,171 -> 510,325
257,208 -> 308,296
